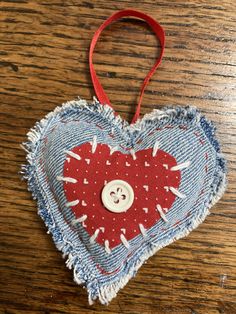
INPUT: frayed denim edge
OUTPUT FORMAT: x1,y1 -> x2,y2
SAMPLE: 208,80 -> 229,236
20,97 -> 227,305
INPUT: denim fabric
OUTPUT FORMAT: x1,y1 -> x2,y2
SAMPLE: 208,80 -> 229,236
22,98 -> 227,304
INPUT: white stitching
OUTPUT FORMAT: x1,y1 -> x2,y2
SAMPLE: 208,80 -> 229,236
120,234 -> 130,249
65,200 -> 79,207
152,140 -> 159,157
104,240 -> 111,254
90,229 -> 100,244
64,150 -> 81,160
72,214 -> 87,225
90,135 -> 97,153
56,176 -> 77,183
156,204 -> 168,222
139,223 -> 147,238
171,161 -> 191,171
109,145 -> 118,155
169,186 -> 186,198
130,149 -> 136,160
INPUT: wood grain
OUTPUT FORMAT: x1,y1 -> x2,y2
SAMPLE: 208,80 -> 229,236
0,1 -> 236,313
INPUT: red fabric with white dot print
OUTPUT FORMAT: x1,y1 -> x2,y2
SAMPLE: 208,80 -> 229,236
63,142 -> 181,249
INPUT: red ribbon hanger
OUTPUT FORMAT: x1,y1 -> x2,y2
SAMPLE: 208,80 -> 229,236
89,9 -> 165,124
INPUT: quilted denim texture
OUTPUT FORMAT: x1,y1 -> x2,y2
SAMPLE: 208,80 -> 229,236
22,98 -> 227,304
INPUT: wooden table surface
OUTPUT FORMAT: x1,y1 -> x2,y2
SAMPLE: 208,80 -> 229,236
1,1 -> 236,313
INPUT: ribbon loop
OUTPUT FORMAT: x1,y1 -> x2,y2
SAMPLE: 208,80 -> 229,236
89,9 -> 165,124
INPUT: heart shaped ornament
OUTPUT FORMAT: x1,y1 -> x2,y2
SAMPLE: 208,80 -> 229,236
22,10 -> 227,305
22,98 -> 226,304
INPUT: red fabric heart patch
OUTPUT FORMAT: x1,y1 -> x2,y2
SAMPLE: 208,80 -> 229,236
62,138 -> 181,250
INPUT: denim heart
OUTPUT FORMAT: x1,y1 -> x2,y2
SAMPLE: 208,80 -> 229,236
22,98 -> 226,304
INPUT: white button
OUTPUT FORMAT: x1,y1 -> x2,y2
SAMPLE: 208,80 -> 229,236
101,180 -> 134,213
